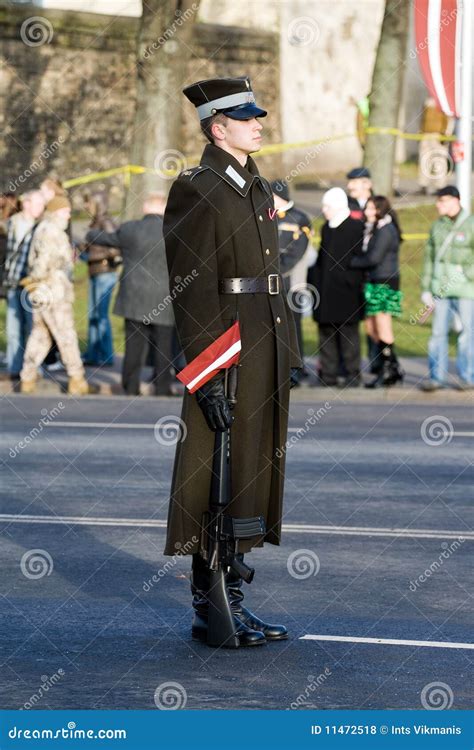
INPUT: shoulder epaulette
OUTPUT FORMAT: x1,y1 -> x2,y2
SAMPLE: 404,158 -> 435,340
179,165 -> 209,181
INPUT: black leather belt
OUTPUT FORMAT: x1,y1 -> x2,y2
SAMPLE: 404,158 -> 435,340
218,274 -> 280,295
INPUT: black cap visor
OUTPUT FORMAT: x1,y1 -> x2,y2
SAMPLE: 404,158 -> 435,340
223,102 -> 267,120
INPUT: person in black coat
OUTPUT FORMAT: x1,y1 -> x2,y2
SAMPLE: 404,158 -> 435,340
346,166 -> 373,220
86,194 -> 176,396
271,178 -> 313,383
308,187 -> 365,387
350,195 -> 404,388
346,167 -> 379,369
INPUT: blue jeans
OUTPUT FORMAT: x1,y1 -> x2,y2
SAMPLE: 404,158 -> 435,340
428,297 -> 474,384
83,272 -> 117,365
6,288 -> 33,375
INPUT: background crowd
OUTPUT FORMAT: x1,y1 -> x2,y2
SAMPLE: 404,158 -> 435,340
0,167 -> 473,395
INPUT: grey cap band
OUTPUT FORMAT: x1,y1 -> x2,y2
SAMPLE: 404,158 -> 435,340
196,91 -> 255,120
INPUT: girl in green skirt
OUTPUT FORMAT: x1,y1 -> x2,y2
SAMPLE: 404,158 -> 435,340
351,196 -> 404,387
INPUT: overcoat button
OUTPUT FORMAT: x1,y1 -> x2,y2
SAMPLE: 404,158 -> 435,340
276,316 -> 281,324
265,248 -> 270,255
258,215 -> 263,221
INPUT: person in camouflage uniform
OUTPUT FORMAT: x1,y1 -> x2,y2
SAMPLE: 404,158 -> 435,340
20,196 -> 95,395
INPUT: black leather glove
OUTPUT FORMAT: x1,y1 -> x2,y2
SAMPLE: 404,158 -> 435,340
196,373 -> 234,432
290,367 -> 302,389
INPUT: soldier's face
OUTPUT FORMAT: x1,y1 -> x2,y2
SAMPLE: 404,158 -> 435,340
222,117 -> 263,155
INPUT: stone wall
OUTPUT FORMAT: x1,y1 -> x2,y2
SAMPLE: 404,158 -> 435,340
0,4 -> 280,203
1,0 -> 433,201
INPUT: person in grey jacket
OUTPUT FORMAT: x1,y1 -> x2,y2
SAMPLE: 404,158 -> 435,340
86,194 -> 176,396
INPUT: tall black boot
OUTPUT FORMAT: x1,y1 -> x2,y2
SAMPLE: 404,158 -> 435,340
364,341 -> 383,388
226,554 -> 288,641
383,342 -> 404,386
367,335 -> 381,374
365,342 -> 403,388
190,553 -> 210,620
190,554 -> 265,647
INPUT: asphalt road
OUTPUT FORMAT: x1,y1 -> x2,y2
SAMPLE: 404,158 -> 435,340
0,394 -> 472,711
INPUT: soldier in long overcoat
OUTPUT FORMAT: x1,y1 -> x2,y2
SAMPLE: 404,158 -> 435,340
163,77 -> 302,646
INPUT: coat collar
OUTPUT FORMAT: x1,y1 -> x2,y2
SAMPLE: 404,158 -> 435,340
200,143 -> 270,197
450,208 -> 468,228
438,208 -> 469,231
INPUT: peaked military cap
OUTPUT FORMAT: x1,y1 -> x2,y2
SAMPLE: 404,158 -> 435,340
183,76 -> 267,121
346,167 -> 371,180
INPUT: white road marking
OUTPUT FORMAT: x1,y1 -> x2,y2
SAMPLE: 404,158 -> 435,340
0,514 -> 167,528
300,634 -> 474,650
0,514 -> 471,540
44,421 -> 157,430
42,422 -> 474,438
44,422 -> 321,433
286,428 -> 320,434
282,524 -> 472,540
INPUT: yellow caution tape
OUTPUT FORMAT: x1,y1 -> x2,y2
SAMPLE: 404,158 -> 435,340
365,127 -> 456,142
62,125 -> 465,189
257,132 -> 353,156
63,166 -> 130,188
63,133 -> 350,188
402,233 -> 429,240
312,232 -> 429,244
63,164 -> 177,188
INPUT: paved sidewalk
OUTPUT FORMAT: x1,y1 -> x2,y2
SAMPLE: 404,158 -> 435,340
1,356 -> 472,403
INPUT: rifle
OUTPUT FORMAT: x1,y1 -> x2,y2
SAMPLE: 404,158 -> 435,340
200,365 -> 266,648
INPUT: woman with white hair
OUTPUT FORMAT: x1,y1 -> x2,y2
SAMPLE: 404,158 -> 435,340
308,188 -> 365,387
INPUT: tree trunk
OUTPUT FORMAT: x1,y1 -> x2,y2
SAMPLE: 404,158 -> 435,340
364,0 -> 410,196
124,0 -> 201,218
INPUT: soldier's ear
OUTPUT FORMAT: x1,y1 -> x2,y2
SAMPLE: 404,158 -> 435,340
211,120 -> 227,143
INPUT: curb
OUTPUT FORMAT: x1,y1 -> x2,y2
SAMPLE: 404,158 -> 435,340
2,380 -> 471,403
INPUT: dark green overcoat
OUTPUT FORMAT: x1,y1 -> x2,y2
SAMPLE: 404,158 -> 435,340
163,143 -> 301,556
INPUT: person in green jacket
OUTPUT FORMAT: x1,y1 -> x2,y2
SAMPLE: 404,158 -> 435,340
420,185 -> 474,391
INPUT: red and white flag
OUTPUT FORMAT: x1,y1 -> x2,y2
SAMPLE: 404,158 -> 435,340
177,321 -> 241,393
414,0 -> 461,117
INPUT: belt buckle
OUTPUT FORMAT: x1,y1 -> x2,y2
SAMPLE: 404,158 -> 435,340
268,274 -> 279,295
